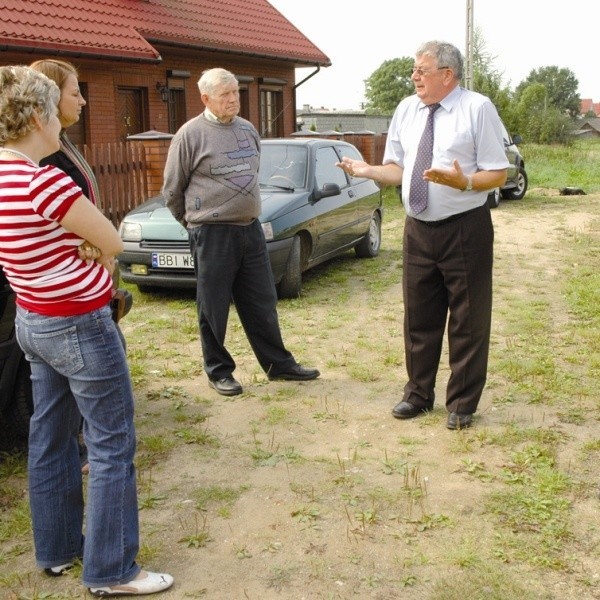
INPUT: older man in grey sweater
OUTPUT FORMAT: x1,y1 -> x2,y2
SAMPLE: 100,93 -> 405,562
163,67 -> 319,396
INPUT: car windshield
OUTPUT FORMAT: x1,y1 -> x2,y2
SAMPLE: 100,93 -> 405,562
259,144 -> 308,189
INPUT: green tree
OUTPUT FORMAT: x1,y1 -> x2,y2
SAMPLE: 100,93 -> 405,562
515,66 -> 580,118
470,27 -> 513,128
511,83 -> 573,144
364,57 -> 414,114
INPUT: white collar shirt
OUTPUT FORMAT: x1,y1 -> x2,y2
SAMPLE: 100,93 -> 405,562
383,86 -> 509,221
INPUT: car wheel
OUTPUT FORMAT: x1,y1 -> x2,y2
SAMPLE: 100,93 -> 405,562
355,211 -> 382,258
487,188 -> 500,209
278,235 -> 303,299
5,357 -> 33,440
501,167 -> 528,200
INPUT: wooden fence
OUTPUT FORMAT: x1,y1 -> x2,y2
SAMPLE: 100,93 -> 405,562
80,142 -> 148,228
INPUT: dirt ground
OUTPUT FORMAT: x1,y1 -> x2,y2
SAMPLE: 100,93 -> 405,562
3,191 -> 599,600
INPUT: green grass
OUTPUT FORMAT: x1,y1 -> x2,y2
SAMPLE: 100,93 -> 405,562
1,142 -> 599,598
522,138 -> 600,192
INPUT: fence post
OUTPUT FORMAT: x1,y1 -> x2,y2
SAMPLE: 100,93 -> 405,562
127,130 -> 174,199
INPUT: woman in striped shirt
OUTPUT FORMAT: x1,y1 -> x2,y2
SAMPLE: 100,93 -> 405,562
0,66 -> 173,597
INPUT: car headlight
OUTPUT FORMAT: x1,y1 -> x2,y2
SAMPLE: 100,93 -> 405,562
119,222 -> 142,242
261,221 -> 274,241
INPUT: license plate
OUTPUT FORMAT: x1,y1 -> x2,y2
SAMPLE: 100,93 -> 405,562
152,252 -> 194,269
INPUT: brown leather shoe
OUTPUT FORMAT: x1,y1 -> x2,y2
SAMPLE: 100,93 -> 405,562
391,401 -> 430,419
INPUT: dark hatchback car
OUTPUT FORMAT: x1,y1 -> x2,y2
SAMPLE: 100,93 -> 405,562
118,138 -> 384,298
486,122 -> 528,208
0,264 -> 132,450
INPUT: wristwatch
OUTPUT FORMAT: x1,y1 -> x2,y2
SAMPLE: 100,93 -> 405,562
462,175 -> 473,192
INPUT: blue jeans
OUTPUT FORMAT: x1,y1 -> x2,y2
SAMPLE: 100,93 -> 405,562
15,305 -> 141,588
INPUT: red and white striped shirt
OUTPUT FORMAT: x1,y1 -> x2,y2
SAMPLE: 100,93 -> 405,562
0,158 -> 112,316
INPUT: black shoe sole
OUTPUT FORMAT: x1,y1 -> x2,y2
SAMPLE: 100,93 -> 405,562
446,415 -> 473,430
208,380 -> 242,396
391,405 -> 430,419
268,373 -> 320,381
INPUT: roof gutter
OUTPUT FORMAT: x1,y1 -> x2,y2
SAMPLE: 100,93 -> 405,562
0,43 -> 162,64
145,37 -> 330,68
291,66 -> 321,128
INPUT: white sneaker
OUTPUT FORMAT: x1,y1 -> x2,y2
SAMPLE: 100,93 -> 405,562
89,570 -> 174,596
44,562 -> 74,577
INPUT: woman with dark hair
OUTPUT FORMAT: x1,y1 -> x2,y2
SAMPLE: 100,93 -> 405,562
0,65 -> 173,597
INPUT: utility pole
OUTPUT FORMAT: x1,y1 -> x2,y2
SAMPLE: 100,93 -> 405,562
465,0 -> 474,90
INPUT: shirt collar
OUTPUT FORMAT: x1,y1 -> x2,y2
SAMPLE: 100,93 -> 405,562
417,84 -> 462,114
204,107 -> 234,124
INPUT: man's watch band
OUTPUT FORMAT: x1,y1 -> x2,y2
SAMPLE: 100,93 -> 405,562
462,175 -> 473,192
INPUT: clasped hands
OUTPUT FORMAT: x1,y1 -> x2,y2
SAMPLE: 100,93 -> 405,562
78,241 -> 116,275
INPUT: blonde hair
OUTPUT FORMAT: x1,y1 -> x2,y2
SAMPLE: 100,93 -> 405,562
29,59 -> 78,92
0,65 -> 60,144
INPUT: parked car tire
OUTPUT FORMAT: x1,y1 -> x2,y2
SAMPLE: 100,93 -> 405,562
278,235 -> 303,299
487,188 -> 500,209
355,212 -> 382,258
501,167 -> 528,200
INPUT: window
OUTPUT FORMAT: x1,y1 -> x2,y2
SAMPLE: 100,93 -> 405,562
239,86 -> 250,121
315,146 -> 348,190
166,87 -> 186,134
259,87 -> 284,138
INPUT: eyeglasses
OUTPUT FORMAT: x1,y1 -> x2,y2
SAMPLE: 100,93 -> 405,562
411,66 -> 449,76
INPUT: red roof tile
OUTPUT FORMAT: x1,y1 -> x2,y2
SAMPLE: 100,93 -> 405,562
0,0 -> 330,66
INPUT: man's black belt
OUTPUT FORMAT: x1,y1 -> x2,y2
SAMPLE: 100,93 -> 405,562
414,203 -> 485,227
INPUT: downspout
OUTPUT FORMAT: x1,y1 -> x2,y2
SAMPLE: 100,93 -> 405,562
292,65 -> 321,132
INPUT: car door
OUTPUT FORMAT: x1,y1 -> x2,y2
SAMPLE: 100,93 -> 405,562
311,144 -> 357,259
335,143 -> 380,239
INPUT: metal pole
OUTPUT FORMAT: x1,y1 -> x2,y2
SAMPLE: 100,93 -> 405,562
465,0 -> 474,90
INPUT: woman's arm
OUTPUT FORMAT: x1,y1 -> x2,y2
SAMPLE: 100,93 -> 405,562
60,195 -> 124,257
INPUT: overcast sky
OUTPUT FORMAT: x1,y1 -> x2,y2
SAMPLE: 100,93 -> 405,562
268,0 -> 597,111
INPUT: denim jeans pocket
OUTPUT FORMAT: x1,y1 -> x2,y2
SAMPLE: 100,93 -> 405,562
31,325 -> 84,376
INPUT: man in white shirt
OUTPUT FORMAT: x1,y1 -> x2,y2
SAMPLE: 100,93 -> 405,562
338,41 -> 509,429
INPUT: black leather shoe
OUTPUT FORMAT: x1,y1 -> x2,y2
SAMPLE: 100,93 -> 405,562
391,401 -> 430,419
268,364 -> 320,381
447,412 -> 473,430
208,376 -> 243,396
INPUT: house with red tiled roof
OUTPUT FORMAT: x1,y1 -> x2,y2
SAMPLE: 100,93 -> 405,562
0,0 -> 331,146
580,98 -> 600,117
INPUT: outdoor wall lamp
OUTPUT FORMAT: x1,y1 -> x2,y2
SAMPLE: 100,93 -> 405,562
156,82 -> 169,103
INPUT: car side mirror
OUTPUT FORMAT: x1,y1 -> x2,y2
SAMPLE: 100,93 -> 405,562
512,134 -> 523,144
313,183 -> 341,201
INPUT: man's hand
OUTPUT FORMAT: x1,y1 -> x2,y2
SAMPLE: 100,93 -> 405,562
424,159 -> 467,190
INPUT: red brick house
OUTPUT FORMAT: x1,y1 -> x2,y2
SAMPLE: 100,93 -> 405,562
0,0 -> 331,146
